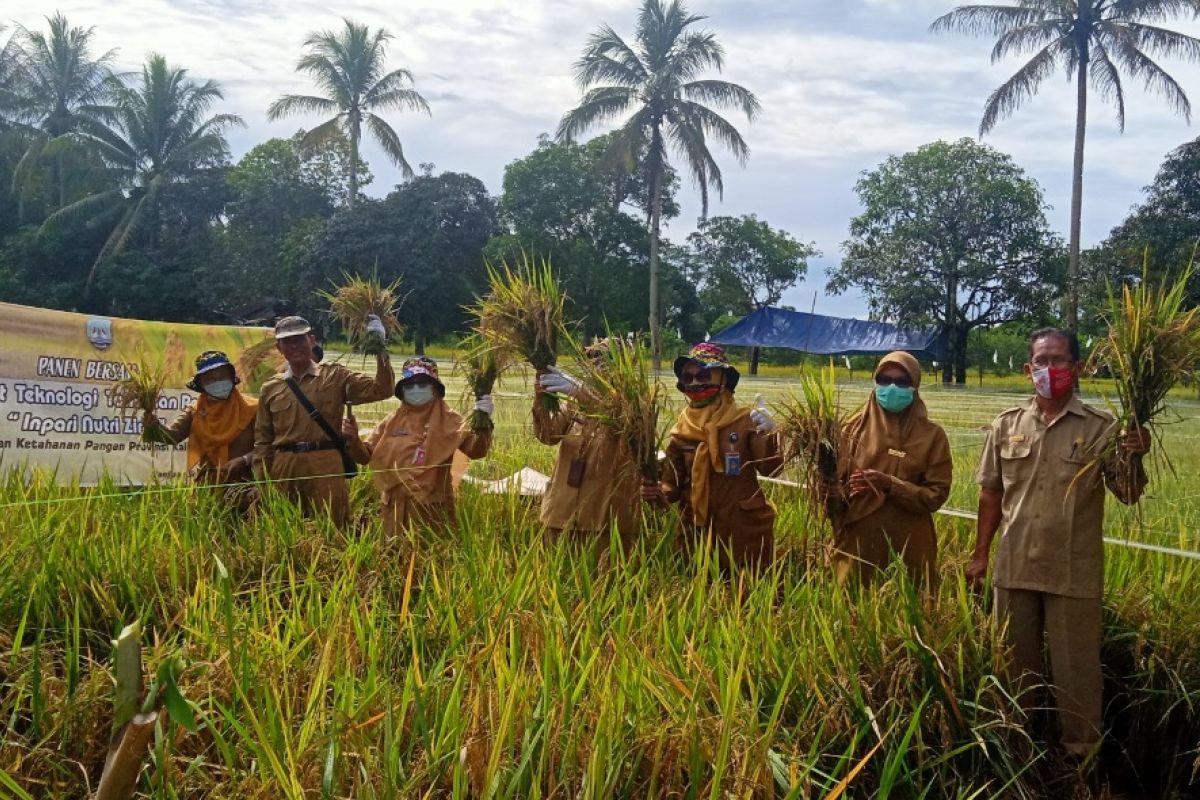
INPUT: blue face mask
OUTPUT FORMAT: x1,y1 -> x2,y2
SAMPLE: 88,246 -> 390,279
402,384 -> 435,406
875,384 -> 915,413
204,380 -> 234,401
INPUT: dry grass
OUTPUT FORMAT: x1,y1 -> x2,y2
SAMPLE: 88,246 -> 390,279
111,354 -> 168,423
773,361 -> 848,526
318,272 -> 405,354
471,253 -> 567,410
570,335 -> 665,483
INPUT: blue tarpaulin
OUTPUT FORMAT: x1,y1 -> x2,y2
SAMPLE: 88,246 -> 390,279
709,306 -> 945,360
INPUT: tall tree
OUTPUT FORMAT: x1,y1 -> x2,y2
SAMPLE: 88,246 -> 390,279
931,0 -> 1200,333
10,13 -> 115,210
301,169 -> 498,351
268,18 -> 430,208
688,214 -> 817,374
486,134 -> 679,335
828,139 -> 1059,384
0,24 -> 25,128
41,54 -> 242,286
557,0 -> 760,367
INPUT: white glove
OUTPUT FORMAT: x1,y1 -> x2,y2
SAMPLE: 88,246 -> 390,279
365,314 -> 387,340
474,394 -> 494,416
750,394 -> 776,433
537,366 -> 581,397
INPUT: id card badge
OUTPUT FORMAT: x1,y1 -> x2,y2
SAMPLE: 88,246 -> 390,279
724,450 -> 742,477
413,446 -> 427,466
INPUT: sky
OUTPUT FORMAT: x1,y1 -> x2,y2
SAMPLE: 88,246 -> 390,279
9,0 -> 1200,319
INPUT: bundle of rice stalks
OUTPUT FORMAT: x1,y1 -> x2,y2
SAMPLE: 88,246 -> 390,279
773,361 -> 847,524
318,272 -> 405,354
236,336 -> 286,393
571,334 -> 665,484
1087,260 -> 1200,470
111,355 -> 169,440
472,253 -> 567,411
457,334 -> 514,432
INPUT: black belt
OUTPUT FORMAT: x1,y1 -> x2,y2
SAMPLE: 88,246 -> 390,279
277,441 -> 338,454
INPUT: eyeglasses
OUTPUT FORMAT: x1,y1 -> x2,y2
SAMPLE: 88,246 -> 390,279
1030,356 -> 1074,369
875,375 -> 912,388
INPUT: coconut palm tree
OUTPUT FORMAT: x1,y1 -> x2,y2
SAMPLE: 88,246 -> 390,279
11,13 -> 116,210
41,54 -> 243,287
268,18 -> 430,208
558,0 -> 759,366
932,0 -> 1200,332
0,24 -> 25,128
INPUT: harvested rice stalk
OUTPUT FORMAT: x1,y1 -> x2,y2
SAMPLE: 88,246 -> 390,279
571,335 -> 664,484
1087,259 -> 1200,476
472,253 -> 567,411
458,334 -> 513,432
318,271 -> 404,354
111,355 -> 169,441
773,361 -> 847,524
236,336 -> 286,393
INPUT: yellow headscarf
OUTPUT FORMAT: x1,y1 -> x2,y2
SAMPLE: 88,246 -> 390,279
669,384 -> 750,526
187,389 -> 257,470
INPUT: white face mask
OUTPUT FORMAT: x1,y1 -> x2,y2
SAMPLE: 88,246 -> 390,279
402,384 -> 435,406
204,380 -> 234,400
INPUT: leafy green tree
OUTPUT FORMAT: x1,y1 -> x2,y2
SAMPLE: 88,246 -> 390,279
828,139 -> 1059,385
40,54 -> 242,287
1098,135 -> 1200,305
932,0 -> 1200,333
9,13 -> 115,214
688,213 -> 817,373
558,0 -> 760,366
486,134 -> 679,335
215,132 -> 369,314
300,168 -> 498,351
0,24 -> 25,128
268,18 -> 430,208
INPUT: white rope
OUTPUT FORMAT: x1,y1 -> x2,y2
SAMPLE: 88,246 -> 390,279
757,475 -> 1200,561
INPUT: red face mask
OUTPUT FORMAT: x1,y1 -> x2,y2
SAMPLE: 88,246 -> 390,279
1031,366 -> 1073,399
683,384 -> 721,406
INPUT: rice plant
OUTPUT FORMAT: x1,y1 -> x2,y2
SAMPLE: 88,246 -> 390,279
318,271 -> 405,355
773,360 -> 847,526
457,333 -> 513,432
471,253 -> 567,411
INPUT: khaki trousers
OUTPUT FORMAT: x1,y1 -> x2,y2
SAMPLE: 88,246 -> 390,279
994,587 -> 1103,754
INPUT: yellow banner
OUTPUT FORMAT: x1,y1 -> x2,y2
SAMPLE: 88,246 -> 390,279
0,302 -> 280,485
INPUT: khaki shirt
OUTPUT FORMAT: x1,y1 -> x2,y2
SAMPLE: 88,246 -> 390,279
976,396 -> 1146,598
533,399 -> 641,535
254,357 -> 395,472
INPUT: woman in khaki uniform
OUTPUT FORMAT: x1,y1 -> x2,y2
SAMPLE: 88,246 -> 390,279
829,351 -> 951,587
344,357 -> 493,536
647,343 -> 782,572
533,341 -> 641,552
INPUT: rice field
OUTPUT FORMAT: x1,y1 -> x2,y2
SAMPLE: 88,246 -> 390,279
1,361 -> 1197,798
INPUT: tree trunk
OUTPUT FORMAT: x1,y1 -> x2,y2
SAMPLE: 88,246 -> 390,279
348,115 -> 360,209
1067,45 -> 1089,334
750,346 -> 761,376
414,331 -> 425,356
647,131 -> 664,372
56,152 -> 66,210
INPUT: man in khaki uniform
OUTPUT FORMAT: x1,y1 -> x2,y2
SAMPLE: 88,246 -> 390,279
254,315 -> 394,528
533,348 -> 641,552
968,328 -> 1149,756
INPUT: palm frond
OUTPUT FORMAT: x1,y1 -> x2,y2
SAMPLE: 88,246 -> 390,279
267,94 -> 339,121
1090,41 -> 1128,130
930,4 -> 1053,37
980,38 -> 1067,134
1105,27 -> 1193,121
365,113 -> 415,178
988,20 -> 1066,61
679,79 -> 760,120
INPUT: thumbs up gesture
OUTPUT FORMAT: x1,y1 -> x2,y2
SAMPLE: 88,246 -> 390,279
749,393 -> 776,433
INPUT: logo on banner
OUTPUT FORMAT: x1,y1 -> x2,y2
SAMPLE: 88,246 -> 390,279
86,318 -> 113,351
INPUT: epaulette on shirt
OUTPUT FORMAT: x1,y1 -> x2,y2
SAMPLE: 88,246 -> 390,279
997,405 -> 1025,418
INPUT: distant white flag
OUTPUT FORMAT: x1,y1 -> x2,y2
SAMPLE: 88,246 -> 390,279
993,350 -> 999,364
704,331 -> 710,341
1008,356 -> 1014,369
1085,336 -> 1093,349
843,355 -> 852,369
932,361 -> 939,368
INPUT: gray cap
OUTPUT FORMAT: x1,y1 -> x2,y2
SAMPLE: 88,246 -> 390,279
274,316 -> 312,339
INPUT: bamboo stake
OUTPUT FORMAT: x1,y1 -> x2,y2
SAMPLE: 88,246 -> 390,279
95,711 -> 158,800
